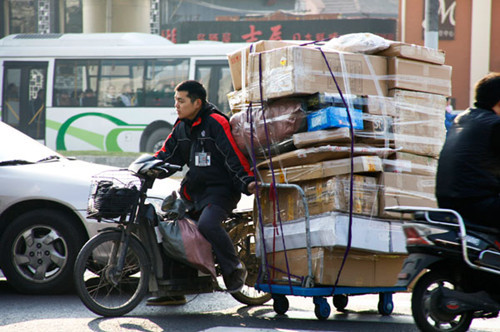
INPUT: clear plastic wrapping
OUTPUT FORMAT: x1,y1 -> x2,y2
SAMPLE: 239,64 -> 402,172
227,37 -> 450,265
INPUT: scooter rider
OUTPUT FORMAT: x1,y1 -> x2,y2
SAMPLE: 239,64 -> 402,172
148,80 -> 257,305
436,72 -> 500,228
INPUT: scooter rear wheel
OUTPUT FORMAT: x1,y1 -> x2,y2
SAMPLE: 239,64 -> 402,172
74,231 -> 150,317
412,270 -> 473,332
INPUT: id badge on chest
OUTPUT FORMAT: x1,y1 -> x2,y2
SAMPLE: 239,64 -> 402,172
195,151 -> 211,167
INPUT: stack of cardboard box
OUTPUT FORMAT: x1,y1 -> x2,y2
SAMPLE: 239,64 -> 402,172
228,38 -> 451,287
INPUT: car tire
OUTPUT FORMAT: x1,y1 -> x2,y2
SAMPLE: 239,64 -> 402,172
144,127 -> 171,153
0,208 -> 87,294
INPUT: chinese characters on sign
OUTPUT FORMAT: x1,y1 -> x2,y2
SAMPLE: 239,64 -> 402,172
161,18 -> 396,44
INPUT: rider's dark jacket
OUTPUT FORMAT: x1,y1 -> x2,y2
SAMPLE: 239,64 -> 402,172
154,103 -> 255,212
436,107 -> 500,201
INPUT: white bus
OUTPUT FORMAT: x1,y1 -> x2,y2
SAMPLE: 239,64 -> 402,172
0,33 -> 245,152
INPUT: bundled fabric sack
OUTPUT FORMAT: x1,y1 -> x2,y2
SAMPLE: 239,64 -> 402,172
322,32 -> 391,54
230,98 -> 306,156
158,217 -> 216,279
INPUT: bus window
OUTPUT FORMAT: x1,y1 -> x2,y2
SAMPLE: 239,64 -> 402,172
218,66 -> 233,115
144,59 -> 189,107
0,33 -> 246,152
195,60 -> 233,115
99,59 -> 144,107
54,60 -> 99,107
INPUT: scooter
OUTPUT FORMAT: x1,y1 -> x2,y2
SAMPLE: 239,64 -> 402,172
387,206 -> 500,332
73,155 -> 270,317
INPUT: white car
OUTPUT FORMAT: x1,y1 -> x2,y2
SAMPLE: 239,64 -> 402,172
0,121 -> 178,294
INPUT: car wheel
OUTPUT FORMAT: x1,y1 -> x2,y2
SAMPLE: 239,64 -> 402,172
144,127 -> 171,153
0,208 -> 87,294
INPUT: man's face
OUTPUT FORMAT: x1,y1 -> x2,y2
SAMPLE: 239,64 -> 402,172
174,90 -> 201,120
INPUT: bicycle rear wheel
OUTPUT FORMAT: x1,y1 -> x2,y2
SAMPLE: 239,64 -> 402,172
74,231 -> 150,317
228,221 -> 271,305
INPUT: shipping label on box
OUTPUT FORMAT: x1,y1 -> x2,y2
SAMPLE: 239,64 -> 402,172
247,46 -> 388,101
307,106 -> 364,131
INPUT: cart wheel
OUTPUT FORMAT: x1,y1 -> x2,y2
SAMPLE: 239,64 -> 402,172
313,296 -> 331,321
333,294 -> 348,311
377,292 -> 394,316
272,294 -> 289,315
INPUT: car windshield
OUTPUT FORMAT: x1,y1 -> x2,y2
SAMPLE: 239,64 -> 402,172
0,122 -> 65,164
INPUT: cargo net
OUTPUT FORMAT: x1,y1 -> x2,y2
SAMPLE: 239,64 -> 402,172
87,169 -> 142,221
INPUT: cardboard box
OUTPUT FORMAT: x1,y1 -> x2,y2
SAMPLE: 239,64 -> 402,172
265,247 -> 407,287
227,89 -> 253,113
257,145 -> 394,170
258,155 -> 382,183
387,57 -> 452,96
292,125 -> 396,150
379,172 -> 437,219
390,89 -> 447,113
247,46 -> 388,101
383,152 -> 438,176
392,133 -> 444,158
228,40 -> 303,91
364,95 -> 397,117
257,174 -> 379,223
305,93 -> 365,111
307,106 -> 364,131
293,127 -> 352,148
356,114 -> 394,144
377,42 -> 446,65
306,93 -> 396,117
257,212 -> 407,254
389,89 -> 446,157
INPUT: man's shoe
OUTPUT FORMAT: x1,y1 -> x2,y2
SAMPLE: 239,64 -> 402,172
146,295 -> 187,306
223,266 -> 248,293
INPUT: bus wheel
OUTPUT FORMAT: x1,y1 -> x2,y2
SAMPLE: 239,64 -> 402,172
144,127 -> 171,152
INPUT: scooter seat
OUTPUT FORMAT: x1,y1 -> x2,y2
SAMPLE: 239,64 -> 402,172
414,211 -> 500,236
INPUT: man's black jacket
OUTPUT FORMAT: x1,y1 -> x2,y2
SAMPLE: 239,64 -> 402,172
436,107 -> 500,200
155,103 -> 255,212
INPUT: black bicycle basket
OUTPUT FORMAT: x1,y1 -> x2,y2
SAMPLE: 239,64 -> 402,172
87,170 -> 141,220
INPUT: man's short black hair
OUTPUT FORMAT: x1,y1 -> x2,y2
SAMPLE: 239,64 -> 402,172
175,80 -> 207,105
474,72 -> 500,109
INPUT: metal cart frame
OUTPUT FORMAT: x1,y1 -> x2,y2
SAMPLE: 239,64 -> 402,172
254,183 -> 406,320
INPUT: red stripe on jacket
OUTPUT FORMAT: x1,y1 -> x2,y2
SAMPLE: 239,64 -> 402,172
154,120 -> 181,158
210,113 -> 254,177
